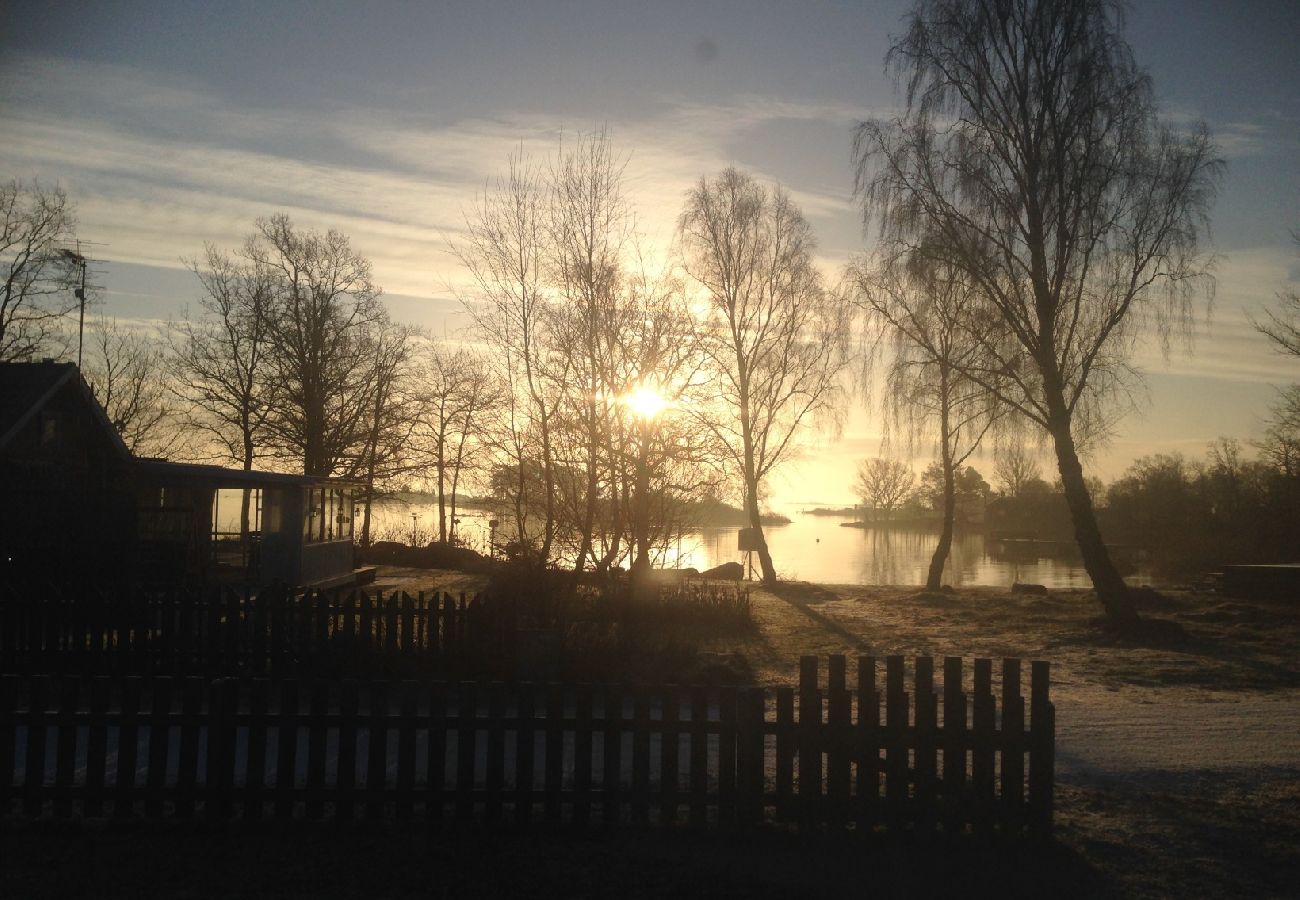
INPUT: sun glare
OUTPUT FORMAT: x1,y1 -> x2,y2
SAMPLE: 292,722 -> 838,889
625,384 -> 669,420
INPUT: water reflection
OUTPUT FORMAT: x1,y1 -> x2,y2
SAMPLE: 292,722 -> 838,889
366,502 -> 1153,589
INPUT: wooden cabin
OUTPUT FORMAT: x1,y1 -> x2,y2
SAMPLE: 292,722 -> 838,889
1,361 -> 364,588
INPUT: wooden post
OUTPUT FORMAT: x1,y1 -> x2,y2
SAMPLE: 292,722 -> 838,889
797,656 -> 820,832
396,681 -> 419,822
1000,659 -> 1025,834
515,683 -> 536,825
737,688 -> 765,827
544,683 -> 563,824
689,686 -> 708,827
631,687 -> 650,825
85,677 -> 110,818
426,682 -> 448,825
367,680 -> 390,822
826,655 -> 850,827
884,655 -> 907,831
855,656 -> 879,832
717,685 -> 737,827
660,687 -> 680,826
486,682 -> 507,824
603,685 -> 623,826
176,677 -> 203,820
336,680 -> 359,824
53,677 -> 79,818
941,657 -> 967,835
113,677 -> 140,818
1028,660 -> 1054,838
455,682 -> 477,822
207,678 -> 238,821
774,687 -> 794,822
914,656 -> 938,836
972,658 -> 995,838
275,679 -> 300,822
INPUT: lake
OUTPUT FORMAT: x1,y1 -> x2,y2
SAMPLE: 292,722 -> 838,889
368,499 -> 1155,589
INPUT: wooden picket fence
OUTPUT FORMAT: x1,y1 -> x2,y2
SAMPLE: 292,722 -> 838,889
0,654 -> 1054,836
0,587 -> 490,676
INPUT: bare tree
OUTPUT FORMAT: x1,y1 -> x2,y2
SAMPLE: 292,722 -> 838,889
84,318 -> 176,456
352,319 -> 422,546
1,179 -> 80,362
994,441 -> 1043,499
1257,385 -> 1300,479
1251,231 -> 1300,358
546,130 -> 632,574
454,152 -> 564,563
248,214 -> 388,477
680,167 -> 852,585
415,342 -> 499,545
849,243 -> 1003,589
856,0 -> 1221,622
169,244 -> 274,536
854,458 -> 915,522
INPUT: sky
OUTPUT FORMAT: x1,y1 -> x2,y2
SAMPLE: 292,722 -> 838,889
2,0 -> 1298,510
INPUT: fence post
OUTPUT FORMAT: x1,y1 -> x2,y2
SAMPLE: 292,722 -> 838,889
914,656 -> 938,836
660,687 -> 680,826
427,682 -> 448,826
826,655 -> 850,828
1028,660 -> 1054,838
486,681 -> 507,824
797,655 -> 820,832
246,678 -> 271,822
275,680 -> 300,821
515,683 -> 535,826
175,677 -> 203,820
206,678 -> 238,822
1000,659 -> 1025,834
689,686 -> 708,827
941,657 -> 967,834
456,681 -> 477,822
774,686 -> 794,822
367,680 -> 390,822
631,686 -> 650,825
113,677 -> 140,819
53,676 -> 79,818
971,659 -> 995,838
397,681 -> 419,822
884,655 -> 909,831
603,685 -> 624,827
84,677 -> 110,818
306,681 -> 330,820
737,688 -> 765,827
855,655 -> 880,832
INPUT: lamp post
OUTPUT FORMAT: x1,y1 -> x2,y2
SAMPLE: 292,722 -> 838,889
410,512 -> 419,548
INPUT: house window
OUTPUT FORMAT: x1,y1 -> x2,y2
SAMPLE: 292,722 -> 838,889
39,411 -> 63,446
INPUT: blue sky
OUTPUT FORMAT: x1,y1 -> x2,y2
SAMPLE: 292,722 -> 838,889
2,0 -> 1297,505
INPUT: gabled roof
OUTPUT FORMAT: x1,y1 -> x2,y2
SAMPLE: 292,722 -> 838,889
0,361 -> 131,457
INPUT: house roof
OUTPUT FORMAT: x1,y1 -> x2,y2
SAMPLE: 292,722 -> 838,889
134,458 -> 355,488
0,360 -> 131,457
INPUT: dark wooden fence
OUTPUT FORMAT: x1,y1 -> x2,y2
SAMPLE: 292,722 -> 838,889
0,654 -> 1053,836
0,587 -> 490,675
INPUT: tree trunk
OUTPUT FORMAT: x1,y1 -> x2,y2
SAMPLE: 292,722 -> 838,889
927,449 -> 955,591
744,483 -> 777,585
436,457 -> 447,544
1046,402 -> 1138,624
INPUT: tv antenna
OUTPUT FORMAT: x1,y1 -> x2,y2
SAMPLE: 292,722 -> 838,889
56,240 -> 106,369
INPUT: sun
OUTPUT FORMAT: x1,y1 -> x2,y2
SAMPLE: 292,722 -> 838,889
624,383 -> 669,420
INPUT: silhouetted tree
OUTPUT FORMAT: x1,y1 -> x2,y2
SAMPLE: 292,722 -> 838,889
1,179 -> 81,362
248,214 -> 388,478
681,167 -> 852,585
169,243 -> 274,536
1251,231 -> 1300,358
856,0 -> 1221,623
84,318 -> 176,455
994,441 -> 1044,499
850,242 -> 1003,588
854,458 -> 915,522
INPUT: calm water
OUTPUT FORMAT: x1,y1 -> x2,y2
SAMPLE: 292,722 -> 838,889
367,499 -> 1155,589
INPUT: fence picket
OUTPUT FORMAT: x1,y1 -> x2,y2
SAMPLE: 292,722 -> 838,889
914,656 -> 938,835
1028,660 -> 1054,837
85,677 -> 110,817
275,680 -> 300,821
367,680 -> 389,822
53,677 -> 78,818
826,655 -> 850,827
855,656 -> 879,831
885,656 -> 907,830
774,687 -> 794,822
486,682 -> 506,824
941,657 -> 966,834
515,683 -> 535,825
972,659 -> 995,838
427,683 -> 448,824
603,685 -> 623,826
1001,658 -> 1025,833
797,656 -> 820,832
113,677 -> 140,818
689,686 -> 708,827
23,675 -> 48,818
397,681 -> 419,822
456,682 -> 477,822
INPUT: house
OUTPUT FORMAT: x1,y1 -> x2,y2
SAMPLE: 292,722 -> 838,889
1,360 -> 364,588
